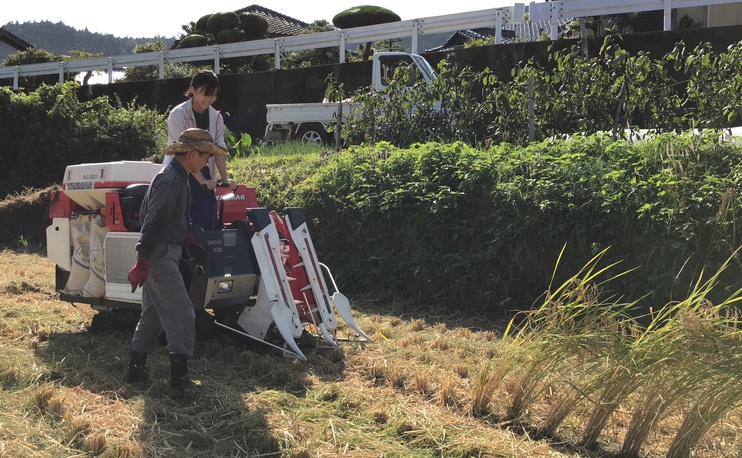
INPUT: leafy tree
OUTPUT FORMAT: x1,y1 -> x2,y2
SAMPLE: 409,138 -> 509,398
333,5 -> 401,60
196,14 -> 212,34
119,41 -> 195,82
178,35 -> 209,48
1,47 -> 69,88
464,37 -> 496,49
216,29 -> 247,44
332,5 -> 401,28
207,12 -> 240,34
670,41 -> 742,126
239,13 -> 269,40
174,11 -> 271,73
66,50 -> 104,85
577,11 -> 663,37
282,20 -> 341,69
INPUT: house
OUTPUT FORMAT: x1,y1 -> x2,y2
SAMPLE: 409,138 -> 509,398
233,5 -> 310,37
426,28 -> 517,52
0,27 -> 33,62
425,19 -> 574,52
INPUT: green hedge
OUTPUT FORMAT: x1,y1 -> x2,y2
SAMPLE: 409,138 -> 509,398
285,134 -> 742,313
0,82 -> 166,197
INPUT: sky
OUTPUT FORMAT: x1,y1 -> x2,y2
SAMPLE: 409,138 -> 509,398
4,1 -> 519,38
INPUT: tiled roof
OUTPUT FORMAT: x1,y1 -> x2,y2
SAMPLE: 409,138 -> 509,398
425,19 -> 574,52
426,27 -> 516,52
503,19 -> 574,42
233,5 -> 310,37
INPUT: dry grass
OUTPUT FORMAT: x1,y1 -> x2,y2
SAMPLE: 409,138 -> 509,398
0,247 -> 741,457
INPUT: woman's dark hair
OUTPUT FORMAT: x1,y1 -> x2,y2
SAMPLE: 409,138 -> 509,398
186,70 -> 220,97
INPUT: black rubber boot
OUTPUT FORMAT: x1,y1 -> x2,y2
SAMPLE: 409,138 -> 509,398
166,353 -> 198,401
126,350 -> 149,386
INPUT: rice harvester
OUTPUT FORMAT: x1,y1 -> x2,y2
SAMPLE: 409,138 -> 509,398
45,160 -> 371,361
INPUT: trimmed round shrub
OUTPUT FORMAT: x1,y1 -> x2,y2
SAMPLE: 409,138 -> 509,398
207,11 -> 240,34
239,13 -> 269,40
332,5 -> 401,29
196,14 -> 212,33
178,34 -> 209,48
216,28 -> 248,44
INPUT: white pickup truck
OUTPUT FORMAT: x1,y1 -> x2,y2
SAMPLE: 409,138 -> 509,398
264,52 -> 438,144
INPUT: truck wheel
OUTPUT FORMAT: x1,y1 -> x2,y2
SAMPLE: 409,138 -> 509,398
296,124 -> 327,144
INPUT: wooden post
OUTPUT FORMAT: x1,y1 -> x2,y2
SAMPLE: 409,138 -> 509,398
580,17 -> 588,58
335,101 -> 343,152
528,77 -> 535,143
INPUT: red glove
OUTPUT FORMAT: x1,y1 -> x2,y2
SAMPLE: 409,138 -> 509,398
128,256 -> 150,293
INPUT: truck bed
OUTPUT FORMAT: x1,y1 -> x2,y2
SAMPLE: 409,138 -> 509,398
265,101 -> 354,124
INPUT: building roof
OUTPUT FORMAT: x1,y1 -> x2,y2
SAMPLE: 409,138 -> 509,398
426,27 -> 517,52
233,5 -> 310,37
0,26 -> 34,52
503,18 -> 574,42
425,19 -> 574,52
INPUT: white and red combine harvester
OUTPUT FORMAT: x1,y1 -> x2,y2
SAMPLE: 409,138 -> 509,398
46,161 -> 371,361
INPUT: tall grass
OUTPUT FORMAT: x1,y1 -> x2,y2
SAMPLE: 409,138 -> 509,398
469,244 -> 742,457
471,246 -> 639,423
618,256 -> 742,456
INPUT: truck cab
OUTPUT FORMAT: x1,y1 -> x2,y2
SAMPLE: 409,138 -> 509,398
373,52 -> 437,91
264,52 -> 437,144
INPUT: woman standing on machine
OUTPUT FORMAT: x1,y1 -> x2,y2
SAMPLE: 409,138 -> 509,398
163,70 -> 238,230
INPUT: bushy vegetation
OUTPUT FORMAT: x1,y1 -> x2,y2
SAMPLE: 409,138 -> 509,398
119,41 -> 198,82
0,82 -> 166,197
333,6 -> 401,59
229,132 -> 742,315
344,38 -> 742,147
0,47 -> 74,88
178,11 -> 268,47
332,5 -> 401,29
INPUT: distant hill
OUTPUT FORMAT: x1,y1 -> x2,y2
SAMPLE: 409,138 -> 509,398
2,21 -> 176,56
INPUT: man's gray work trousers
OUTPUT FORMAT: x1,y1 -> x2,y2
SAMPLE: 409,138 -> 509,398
130,243 -> 196,356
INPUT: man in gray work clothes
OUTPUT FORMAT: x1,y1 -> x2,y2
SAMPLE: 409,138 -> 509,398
125,128 -> 227,400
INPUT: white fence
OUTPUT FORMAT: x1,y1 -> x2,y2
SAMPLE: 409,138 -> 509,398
529,0 -> 742,39
0,6 -> 525,90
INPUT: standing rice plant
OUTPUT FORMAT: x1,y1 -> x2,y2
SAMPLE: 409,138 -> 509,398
580,257 -> 723,449
578,291 -> 695,448
620,368 -> 684,457
619,305 -> 725,456
579,299 -> 680,449
617,303 -> 705,456
470,344 -> 520,417
620,251 -> 742,457
666,374 -> 741,458
664,306 -> 742,456
506,289 -> 638,423
538,300 -> 642,438
475,245 -> 639,423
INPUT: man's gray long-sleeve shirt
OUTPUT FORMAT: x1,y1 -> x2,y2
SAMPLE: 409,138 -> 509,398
136,159 -> 191,258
